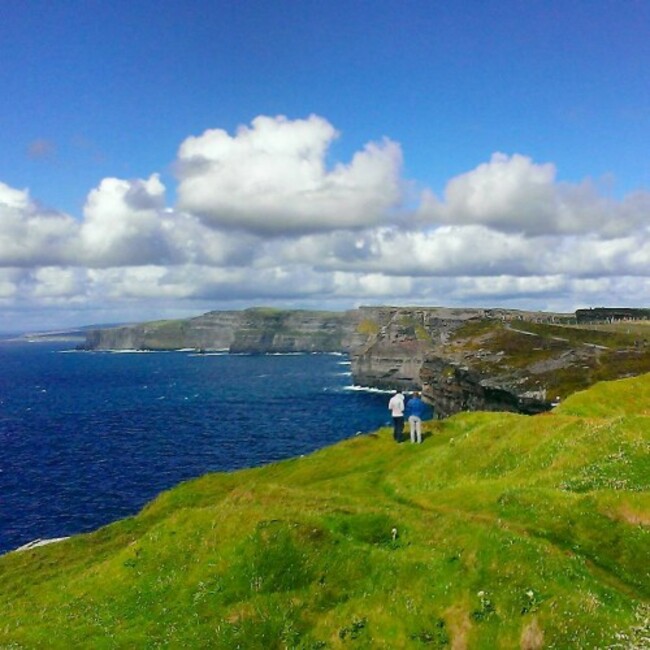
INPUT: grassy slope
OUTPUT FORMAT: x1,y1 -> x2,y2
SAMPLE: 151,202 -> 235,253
1,377 -> 649,649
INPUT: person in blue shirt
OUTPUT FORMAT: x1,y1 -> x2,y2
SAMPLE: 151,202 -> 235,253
405,391 -> 429,444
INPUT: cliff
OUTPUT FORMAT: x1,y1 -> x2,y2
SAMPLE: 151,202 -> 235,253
81,308 -> 368,353
419,318 -> 650,417
228,308 -> 367,353
82,306 -> 650,418
347,307 -> 650,416
349,306 -> 512,390
82,311 -> 241,351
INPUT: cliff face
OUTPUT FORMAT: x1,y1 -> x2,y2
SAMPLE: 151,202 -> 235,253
349,308 -> 650,417
81,306 -> 650,418
419,356 -> 551,418
351,308 -> 556,415
81,308 -> 367,354
229,309 -> 366,353
419,319 -> 650,417
82,311 -> 242,351
347,307 -> 556,390
349,307 -> 483,389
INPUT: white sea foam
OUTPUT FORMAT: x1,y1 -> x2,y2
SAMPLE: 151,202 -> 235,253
14,537 -> 69,553
343,385 -> 393,394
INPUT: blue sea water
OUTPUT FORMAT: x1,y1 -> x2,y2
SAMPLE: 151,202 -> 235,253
0,342 -> 390,554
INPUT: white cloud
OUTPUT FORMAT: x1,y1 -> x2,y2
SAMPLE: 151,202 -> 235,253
31,267 -> 85,298
0,175 -> 256,271
79,175 -> 263,268
420,153 -> 556,233
83,264 -> 338,303
0,182 -> 31,209
0,183 -> 78,267
175,114 -> 404,234
1,119 -> 650,331
0,268 -> 20,298
418,153 -> 650,237
80,175 -> 171,267
258,221 -> 650,285
331,271 -> 413,298
161,211 -> 257,267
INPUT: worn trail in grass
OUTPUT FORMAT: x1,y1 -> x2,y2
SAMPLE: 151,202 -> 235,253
1,375 -> 649,648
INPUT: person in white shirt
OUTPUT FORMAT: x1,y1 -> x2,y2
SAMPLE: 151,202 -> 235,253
387,389 -> 405,442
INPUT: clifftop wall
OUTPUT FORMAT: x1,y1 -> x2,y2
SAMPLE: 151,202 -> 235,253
575,307 -> 650,323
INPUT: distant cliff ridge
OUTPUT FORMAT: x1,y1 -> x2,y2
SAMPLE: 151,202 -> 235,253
81,306 -> 650,417
82,308 -> 367,353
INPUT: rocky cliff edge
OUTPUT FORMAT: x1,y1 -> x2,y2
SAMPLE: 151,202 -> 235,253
81,306 -> 650,417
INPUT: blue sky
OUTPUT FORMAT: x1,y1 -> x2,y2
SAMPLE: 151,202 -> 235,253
1,0 -> 649,331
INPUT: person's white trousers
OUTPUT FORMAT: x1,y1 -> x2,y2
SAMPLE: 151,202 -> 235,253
408,416 -> 422,443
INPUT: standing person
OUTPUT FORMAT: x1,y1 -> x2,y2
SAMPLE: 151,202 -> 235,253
388,389 -> 405,442
405,391 -> 428,444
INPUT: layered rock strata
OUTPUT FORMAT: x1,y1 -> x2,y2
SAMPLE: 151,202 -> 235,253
81,308 -> 368,354
81,306 -> 650,418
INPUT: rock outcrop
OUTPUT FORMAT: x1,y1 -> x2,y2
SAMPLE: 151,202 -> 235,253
419,319 -> 650,417
420,356 -> 552,418
349,307 -> 485,389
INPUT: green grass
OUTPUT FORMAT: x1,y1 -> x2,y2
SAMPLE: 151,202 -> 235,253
1,375 -> 649,648
573,320 -> 650,339
508,320 -> 644,348
357,319 -> 380,336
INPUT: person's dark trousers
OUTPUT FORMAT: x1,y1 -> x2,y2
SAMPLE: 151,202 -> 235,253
392,416 -> 404,442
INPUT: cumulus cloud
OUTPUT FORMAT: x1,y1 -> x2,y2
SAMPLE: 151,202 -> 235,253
418,153 -> 650,237
80,174 -> 171,267
0,175 -> 256,271
83,264 -> 337,303
2,117 -> 650,331
161,212 -> 257,267
0,182 -> 78,267
266,227 -> 526,276
258,221 -> 650,284
31,267 -> 86,298
77,173 -> 272,268
0,182 -> 31,209
0,268 -> 21,299
175,114 -> 404,234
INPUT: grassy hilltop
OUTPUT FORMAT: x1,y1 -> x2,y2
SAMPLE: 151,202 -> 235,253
1,377 -> 649,649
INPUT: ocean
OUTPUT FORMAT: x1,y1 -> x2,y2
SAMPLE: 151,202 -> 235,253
0,342 -> 390,554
